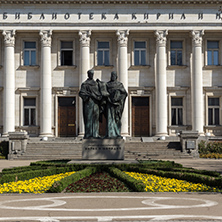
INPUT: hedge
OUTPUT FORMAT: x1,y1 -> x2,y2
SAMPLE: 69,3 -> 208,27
124,166 -> 222,188
47,167 -> 97,193
107,167 -> 146,192
0,166 -> 78,184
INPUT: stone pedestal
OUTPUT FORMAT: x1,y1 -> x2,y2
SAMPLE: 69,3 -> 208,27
82,139 -> 124,160
8,131 -> 29,159
179,131 -> 199,157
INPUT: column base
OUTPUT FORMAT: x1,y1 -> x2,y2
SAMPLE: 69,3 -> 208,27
155,132 -> 168,137
1,133 -> 9,138
39,133 -> 53,138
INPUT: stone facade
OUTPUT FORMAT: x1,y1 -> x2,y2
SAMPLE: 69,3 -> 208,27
0,0 -> 222,138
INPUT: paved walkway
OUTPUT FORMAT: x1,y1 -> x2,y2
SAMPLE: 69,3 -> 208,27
0,193 -> 222,221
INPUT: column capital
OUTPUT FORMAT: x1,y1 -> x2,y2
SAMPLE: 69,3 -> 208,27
155,30 -> 168,47
191,30 -> 204,47
2,30 -> 15,47
116,30 -> 129,47
79,30 -> 91,47
40,30 -> 52,47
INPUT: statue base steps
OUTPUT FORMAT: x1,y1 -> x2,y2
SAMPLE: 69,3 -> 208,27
82,138 -> 124,160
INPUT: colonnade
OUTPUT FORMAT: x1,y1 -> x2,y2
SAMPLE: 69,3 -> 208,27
2,29 -> 204,137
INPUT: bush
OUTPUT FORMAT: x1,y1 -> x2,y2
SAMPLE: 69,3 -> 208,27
0,141 -> 9,158
199,140 -> 222,155
48,167 -> 97,193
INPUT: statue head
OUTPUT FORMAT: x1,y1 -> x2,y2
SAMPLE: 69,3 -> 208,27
87,69 -> 94,79
111,71 -> 117,81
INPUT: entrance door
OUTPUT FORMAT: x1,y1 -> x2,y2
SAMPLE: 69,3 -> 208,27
58,97 -> 76,137
132,97 -> 149,137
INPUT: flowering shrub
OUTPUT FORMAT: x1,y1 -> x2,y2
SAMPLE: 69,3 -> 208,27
0,171 -> 75,194
125,172 -> 221,192
199,140 -> 222,156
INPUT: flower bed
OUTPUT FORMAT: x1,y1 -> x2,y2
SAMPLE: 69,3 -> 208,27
0,171 -> 75,194
125,172 -> 221,192
65,172 -> 131,192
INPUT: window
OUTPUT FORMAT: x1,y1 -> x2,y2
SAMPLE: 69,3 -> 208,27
24,98 -> 36,126
208,97 -> 220,125
24,42 -> 36,66
207,41 -> 219,65
134,41 -> 146,66
97,41 -> 110,66
171,97 -> 183,125
61,41 -> 73,66
170,41 -> 182,66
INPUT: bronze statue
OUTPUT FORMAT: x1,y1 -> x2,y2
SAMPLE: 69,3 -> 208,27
79,69 -> 102,138
104,71 -> 128,138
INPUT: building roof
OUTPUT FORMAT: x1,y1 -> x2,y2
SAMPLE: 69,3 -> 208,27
0,0 -> 222,4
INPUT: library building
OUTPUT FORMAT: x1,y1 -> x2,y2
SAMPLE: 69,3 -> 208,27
0,0 -> 222,139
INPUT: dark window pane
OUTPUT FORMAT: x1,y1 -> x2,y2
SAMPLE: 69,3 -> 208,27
170,41 -> 182,49
207,41 -> 219,49
171,98 -> 183,106
24,98 -> 36,106
208,108 -> 213,125
24,109 -> 29,125
24,42 -> 36,49
24,51 -> 30,66
97,50 -> 103,65
134,50 -> 139,66
214,51 -> 219,65
171,108 -> 176,125
141,50 -> 146,65
31,51 -> 36,65
104,50 -> 109,66
208,98 -> 219,106
61,41 -> 73,49
207,50 -> 212,65
132,97 -> 149,106
215,108 -> 220,125
135,41 -> 146,49
178,108 -> 183,125
61,51 -> 72,66
171,50 -> 176,65
58,97 -> 75,106
31,108 -> 36,125
98,42 -> 109,49
177,50 -> 182,65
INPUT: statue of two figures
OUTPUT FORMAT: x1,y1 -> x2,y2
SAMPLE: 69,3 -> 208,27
79,69 -> 128,139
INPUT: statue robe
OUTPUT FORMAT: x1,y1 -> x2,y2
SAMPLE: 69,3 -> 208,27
105,80 -> 128,138
79,78 -> 102,138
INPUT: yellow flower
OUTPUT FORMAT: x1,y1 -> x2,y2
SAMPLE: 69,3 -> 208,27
0,171 -> 75,194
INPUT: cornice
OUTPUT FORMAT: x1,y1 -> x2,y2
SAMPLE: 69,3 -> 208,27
0,0 -> 222,4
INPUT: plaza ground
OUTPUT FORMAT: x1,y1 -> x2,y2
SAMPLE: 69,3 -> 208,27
0,158 -> 222,221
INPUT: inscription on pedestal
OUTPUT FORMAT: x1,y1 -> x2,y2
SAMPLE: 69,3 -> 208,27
82,139 -> 124,160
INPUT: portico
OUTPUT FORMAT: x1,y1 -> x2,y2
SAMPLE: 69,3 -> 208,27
0,0 -> 221,138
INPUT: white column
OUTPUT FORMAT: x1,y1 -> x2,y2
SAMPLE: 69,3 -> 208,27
191,30 -> 204,134
117,30 -> 129,136
39,30 -> 52,137
78,30 -> 91,136
2,30 -> 16,136
155,30 -> 168,136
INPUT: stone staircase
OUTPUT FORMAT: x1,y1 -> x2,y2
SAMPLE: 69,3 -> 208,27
13,138 -> 192,160
125,141 -> 192,160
